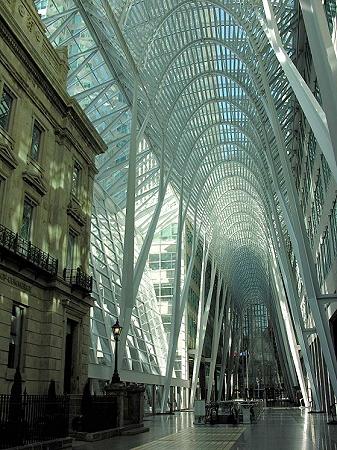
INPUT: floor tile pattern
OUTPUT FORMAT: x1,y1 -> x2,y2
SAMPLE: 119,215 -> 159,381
73,408 -> 337,450
133,425 -> 246,450
233,408 -> 337,450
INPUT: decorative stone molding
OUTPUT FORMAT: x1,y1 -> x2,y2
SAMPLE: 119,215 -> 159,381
0,128 -> 18,170
0,17 -> 68,116
22,157 -> 47,196
0,5 -> 106,161
2,0 -> 69,87
67,196 -> 86,227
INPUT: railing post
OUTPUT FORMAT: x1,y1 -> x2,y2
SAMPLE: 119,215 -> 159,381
14,232 -> 18,253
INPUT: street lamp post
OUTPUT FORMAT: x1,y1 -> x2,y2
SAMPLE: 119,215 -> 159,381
111,319 -> 123,383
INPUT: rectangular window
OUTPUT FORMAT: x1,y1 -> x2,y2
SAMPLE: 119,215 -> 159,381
311,203 -> 318,235
314,172 -> 324,220
38,0 -> 48,8
302,161 -> 311,213
316,252 -> 323,286
30,121 -> 43,160
0,177 -> 5,221
71,162 -> 81,198
0,86 -> 14,131
307,216 -> 314,248
20,197 -> 34,241
7,304 -> 24,369
330,201 -> 337,256
308,131 -> 316,171
321,228 -> 332,279
67,231 -> 76,268
321,154 -> 331,191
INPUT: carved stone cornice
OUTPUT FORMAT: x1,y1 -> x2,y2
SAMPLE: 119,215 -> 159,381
0,128 -> 18,171
67,197 -> 86,227
0,4 -> 106,163
0,15 -> 68,117
22,158 -> 47,196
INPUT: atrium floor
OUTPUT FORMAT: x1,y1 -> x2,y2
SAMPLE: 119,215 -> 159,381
73,408 -> 337,450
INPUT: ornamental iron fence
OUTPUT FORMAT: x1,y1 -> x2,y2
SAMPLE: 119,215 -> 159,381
0,393 -> 69,449
0,224 -> 58,277
63,267 -> 93,293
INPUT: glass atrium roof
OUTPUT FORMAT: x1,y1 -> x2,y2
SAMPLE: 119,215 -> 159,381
37,0 -> 299,312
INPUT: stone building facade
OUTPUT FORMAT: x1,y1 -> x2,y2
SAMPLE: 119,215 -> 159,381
0,0 -> 106,395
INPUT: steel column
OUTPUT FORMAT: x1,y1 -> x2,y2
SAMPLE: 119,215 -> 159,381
271,257 -> 309,407
207,281 -> 226,403
260,0 -> 337,180
161,181 -> 185,412
118,82 -> 138,369
299,0 -> 337,182
190,260 -> 217,407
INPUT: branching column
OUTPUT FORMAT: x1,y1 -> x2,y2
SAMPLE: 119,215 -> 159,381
133,149 -> 172,295
161,180 -> 185,412
257,51 -> 337,399
207,281 -> 227,403
190,260 -> 217,407
217,295 -> 232,401
268,201 -> 321,409
118,82 -> 138,369
269,302 -> 296,400
271,259 -> 309,407
276,244 -> 321,409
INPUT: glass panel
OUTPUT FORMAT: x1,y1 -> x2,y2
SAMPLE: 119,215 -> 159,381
0,86 -> 14,131
20,198 -> 34,241
67,232 -> 76,268
0,177 -> 5,219
321,154 -> 331,191
71,162 -> 81,198
31,122 -> 42,160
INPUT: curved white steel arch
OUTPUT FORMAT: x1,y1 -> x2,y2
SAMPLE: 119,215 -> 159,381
38,0 -> 337,409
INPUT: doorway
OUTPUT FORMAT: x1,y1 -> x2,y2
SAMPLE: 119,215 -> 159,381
64,319 -> 77,394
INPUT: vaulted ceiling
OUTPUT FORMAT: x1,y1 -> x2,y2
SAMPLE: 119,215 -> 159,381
38,0 -> 299,311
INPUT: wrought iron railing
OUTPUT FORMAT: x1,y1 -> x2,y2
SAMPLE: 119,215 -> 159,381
0,393 -> 69,448
0,224 -> 58,277
63,267 -> 92,293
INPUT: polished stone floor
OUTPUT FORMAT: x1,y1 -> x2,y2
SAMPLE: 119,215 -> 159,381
73,408 -> 337,450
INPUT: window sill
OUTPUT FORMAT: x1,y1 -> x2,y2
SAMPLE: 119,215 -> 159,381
67,196 -> 86,226
22,157 -> 47,196
27,155 -> 44,174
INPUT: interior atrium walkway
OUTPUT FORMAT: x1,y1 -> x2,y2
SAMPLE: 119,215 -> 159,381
74,409 -> 337,450
2,3 -> 337,449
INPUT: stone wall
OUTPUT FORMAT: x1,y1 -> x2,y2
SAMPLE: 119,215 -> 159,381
0,0 -> 106,394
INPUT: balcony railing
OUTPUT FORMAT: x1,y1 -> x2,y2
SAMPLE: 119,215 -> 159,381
0,224 -> 58,277
63,267 -> 92,294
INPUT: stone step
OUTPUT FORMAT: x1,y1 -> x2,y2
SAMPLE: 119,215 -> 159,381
120,423 -> 143,431
121,425 -> 150,436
